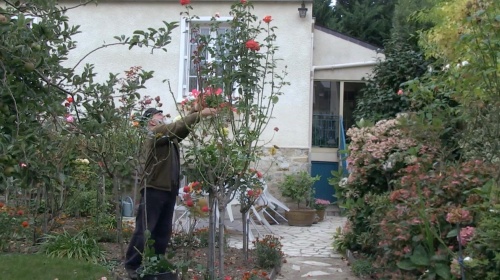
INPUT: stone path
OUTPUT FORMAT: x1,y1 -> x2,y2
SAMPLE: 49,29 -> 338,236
225,215 -> 360,280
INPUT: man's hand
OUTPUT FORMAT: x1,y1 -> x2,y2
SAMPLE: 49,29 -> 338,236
200,108 -> 217,117
190,95 -> 204,113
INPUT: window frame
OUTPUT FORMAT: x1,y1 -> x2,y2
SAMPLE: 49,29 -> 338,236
177,16 -> 233,102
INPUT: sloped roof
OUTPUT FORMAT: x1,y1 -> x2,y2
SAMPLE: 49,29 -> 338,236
314,25 -> 383,53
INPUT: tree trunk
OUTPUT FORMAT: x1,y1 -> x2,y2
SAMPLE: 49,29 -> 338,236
218,203 -> 226,278
112,176 -> 125,258
242,210 -> 249,261
207,193 -> 216,280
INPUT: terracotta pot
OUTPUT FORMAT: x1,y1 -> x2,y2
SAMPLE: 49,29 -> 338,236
316,209 -> 326,222
286,209 -> 316,226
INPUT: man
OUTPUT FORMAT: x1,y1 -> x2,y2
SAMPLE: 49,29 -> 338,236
125,106 -> 216,279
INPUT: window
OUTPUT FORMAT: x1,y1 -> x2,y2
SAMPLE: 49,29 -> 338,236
312,81 -> 340,148
311,81 -> 366,148
177,17 -> 232,101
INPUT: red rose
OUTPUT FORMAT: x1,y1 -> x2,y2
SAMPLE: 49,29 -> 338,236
17,210 -> 24,216
183,186 -> 191,193
247,190 -> 254,197
0,202 -> 4,208
397,89 -> 403,95
201,206 -> 209,212
21,221 -> 29,228
245,39 -> 260,51
240,0 -> 246,4
274,127 -> 279,132
263,16 -> 272,23
180,0 -> 190,5
186,200 -> 194,207
256,171 -> 263,179
66,96 -> 73,103
155,96 -> 161,102
191,181 -> 201,189
64,102 -> 70,107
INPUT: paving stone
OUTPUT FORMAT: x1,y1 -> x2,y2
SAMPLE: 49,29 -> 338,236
301,271 -> 331,277
301,261 -> 332,267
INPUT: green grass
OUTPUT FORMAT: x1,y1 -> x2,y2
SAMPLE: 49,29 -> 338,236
0,254 -> 111,280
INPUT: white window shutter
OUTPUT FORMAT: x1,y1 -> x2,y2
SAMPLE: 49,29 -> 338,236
177,17 -> 190,101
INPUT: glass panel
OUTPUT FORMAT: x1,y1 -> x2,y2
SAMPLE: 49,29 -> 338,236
186,24 -> 231,97
312,81 -> 340,148
343,82 -> 366,133
188,77 -> 197,93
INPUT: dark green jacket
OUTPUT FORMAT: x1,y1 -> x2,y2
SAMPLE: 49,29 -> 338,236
140,113 -> 200,192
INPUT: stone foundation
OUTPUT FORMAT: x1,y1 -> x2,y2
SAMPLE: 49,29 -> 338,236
255,146 -> 311,204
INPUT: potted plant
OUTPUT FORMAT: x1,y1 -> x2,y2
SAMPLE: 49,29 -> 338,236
279,171 -> 320,226
313,199 -> 330,222
137,237 -> 178,280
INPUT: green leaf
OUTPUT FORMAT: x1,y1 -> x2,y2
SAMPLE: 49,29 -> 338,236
435,262 -> 452,279
397,259 -> 417,270
446,228 -> 458,238
495,15 -> 500,22
410,245 -> 429,266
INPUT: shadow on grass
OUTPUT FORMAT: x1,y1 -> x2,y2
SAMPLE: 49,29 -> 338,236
0,254 -> 111,280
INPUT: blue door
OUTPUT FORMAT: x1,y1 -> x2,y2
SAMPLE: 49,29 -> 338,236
311,161 -> 338,202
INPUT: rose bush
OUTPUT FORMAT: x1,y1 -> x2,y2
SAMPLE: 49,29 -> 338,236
177,1 -> 287,278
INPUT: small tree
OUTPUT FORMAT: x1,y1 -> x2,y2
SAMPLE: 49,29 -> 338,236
178,1 -> 288,278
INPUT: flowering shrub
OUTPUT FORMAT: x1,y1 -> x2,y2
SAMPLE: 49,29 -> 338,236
343,114 -> 437,200
368,159 -> 496,278
253,235 -> 283,269
336,109 -> 500,278
0,202 -> 31,252
313,199 -> 330,210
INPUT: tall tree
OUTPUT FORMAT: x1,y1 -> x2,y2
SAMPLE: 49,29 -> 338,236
391,0 -> 434,46
313,0 -> 335,27
330,0 -> 396,47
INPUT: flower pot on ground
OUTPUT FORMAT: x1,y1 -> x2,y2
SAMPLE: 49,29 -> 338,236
279,171 -> 320,227
287,208 -> 317,226
137,236 -> 178,280
313,199 -> 330,222
315,209 -> 326,222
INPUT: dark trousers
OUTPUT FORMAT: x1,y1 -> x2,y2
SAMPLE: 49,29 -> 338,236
124,187 -> 178,270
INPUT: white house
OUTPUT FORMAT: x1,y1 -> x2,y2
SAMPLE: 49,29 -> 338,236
62,0 -> 383,201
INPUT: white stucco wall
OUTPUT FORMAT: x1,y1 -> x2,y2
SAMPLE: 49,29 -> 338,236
312,27 -> 384,81
62,0 -> 313,149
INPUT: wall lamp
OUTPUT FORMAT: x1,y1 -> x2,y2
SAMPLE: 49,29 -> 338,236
298,1 -> 308,18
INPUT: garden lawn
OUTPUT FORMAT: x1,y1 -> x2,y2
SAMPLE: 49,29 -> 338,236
0,254 -> 111,280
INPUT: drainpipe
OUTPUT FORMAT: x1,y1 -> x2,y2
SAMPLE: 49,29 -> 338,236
308,18 -> 315,158
312,61 -> 378,71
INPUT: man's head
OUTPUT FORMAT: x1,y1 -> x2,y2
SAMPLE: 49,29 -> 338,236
143,108 -> 164,128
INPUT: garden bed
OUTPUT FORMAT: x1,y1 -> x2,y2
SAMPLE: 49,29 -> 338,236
103,242 -> 280,280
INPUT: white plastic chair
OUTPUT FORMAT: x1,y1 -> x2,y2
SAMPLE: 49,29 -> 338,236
260,183 -> 289,223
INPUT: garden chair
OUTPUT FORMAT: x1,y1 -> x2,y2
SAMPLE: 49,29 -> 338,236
260,183 -> 289,223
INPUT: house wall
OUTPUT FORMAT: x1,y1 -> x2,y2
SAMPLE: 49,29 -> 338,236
312,27 -> 384,81
62,1 -> 313,151
59,1 -> 382,197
